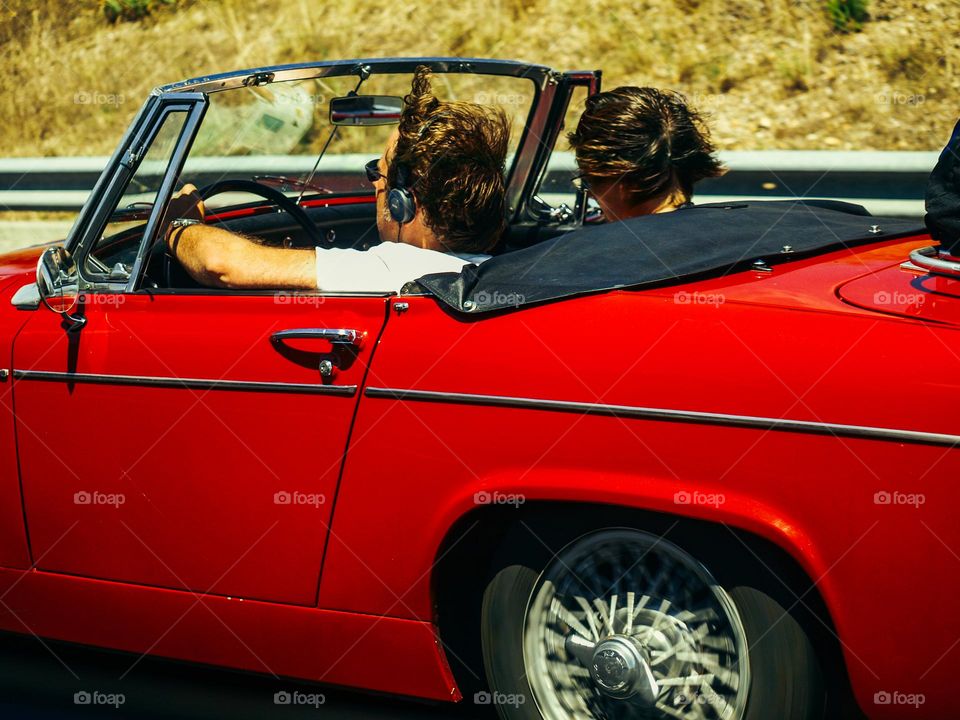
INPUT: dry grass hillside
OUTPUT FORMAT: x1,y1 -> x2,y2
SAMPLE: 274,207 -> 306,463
0,0 -> 957,156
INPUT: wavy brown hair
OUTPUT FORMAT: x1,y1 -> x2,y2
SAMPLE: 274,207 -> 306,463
388,66 -> 509,253
568,87 -> 725,205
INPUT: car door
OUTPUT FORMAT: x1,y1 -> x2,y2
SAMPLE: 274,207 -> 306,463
11,94 -> 387,607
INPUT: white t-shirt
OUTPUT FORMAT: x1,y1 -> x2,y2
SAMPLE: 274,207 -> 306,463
314,242 -> 489,293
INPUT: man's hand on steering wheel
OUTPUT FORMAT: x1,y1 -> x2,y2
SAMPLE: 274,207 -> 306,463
163,183 -> 206,250
158,179 -> 320,291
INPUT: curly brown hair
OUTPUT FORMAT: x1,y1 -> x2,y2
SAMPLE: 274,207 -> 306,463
568,87 -> 725,205
387,66 -> 509,254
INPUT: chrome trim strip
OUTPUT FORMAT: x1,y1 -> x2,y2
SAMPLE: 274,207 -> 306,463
364,388 -> 960,448
14,370 -> 356,396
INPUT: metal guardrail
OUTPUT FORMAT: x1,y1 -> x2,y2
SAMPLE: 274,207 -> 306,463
0,150 -> 939,218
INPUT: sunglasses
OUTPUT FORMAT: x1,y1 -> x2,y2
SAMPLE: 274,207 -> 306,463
365,158 -> 386,184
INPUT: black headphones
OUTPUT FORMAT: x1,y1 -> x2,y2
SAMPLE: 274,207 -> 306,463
387,114 -> 448,225
387,163 -> 416,225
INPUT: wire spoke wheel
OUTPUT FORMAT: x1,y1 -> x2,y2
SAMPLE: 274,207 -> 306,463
523,529 -> 750,720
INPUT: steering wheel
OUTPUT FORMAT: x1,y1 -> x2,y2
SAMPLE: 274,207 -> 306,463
197,178 -> 324,245
151,178 -> 325,289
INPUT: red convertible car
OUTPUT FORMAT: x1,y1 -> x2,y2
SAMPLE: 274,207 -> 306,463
0,58 -> 956,720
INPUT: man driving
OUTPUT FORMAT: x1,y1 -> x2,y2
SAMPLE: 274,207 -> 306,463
164,67 -> 508,292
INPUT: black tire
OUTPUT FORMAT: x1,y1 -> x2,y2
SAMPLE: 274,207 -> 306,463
729,585 -> 826,719
481,565 -> 540,720
481,546 -> 825,720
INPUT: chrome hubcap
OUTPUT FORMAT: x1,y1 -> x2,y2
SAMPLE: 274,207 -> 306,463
523,529 -> 750,720
587,635 -> 658,704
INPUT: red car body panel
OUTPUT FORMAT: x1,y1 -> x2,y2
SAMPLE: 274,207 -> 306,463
13,292 -> 387,606
0,566 -> 459,700
0,229 -> 955,717
321,235 -> 959,718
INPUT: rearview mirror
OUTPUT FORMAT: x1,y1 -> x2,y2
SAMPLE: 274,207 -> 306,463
329,95 -> 403,126
36,246 -> 85,328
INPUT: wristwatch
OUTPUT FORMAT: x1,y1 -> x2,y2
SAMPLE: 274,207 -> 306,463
169,218 -> 202,229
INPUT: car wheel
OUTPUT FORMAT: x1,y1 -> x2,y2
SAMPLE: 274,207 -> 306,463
481,528 -> 825,720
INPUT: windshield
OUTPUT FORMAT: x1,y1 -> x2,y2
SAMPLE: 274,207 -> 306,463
178,72 -> 536,207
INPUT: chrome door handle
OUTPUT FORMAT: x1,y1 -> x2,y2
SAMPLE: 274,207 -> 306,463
271,328 -> 364,348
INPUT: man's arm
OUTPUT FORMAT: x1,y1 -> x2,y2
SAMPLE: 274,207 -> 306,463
167,223 -> 316,290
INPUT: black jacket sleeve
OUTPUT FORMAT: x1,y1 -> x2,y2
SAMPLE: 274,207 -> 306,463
924,118 -> 960,256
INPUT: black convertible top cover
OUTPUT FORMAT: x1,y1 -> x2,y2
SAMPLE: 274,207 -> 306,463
414,200 -> 925,314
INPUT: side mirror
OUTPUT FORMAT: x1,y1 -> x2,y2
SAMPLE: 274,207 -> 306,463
36,246 -> 85,328
329,95 -> 403,126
